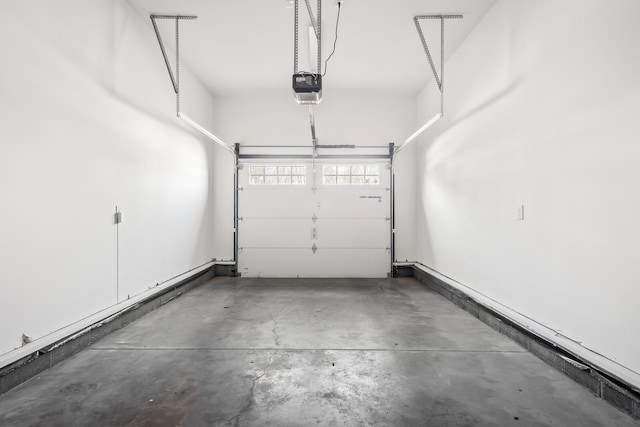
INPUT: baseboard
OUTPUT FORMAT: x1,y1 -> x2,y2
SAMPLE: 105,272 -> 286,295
214,262 -> 238,277
0,266 -> 217,396
410,265 -> 640,422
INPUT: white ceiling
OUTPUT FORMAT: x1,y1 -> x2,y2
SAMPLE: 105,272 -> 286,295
126,0 -> 497,96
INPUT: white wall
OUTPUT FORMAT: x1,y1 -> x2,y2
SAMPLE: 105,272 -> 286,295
210,89 -> 417,262
0,1 -> 217,356
415,0 -> 640,382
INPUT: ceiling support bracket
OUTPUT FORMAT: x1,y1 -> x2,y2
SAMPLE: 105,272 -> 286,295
149,14 -> 236,157
395,14 -> 463,155
304,0 -> 320,40
414,15 -> 463,95
294,0 -> 322,74
150,15 -> 197,98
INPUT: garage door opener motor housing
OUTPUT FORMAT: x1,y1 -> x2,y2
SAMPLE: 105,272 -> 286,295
292,73 -> 322,104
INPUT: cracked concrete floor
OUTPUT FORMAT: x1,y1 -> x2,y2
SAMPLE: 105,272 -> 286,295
0,277 -> 637,426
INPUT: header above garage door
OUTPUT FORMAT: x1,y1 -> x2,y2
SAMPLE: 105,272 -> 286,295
235,142 -> 395,161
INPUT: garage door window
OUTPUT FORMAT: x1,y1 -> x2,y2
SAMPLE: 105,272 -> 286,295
322,165 -> 380,185
250,165 -> 306,185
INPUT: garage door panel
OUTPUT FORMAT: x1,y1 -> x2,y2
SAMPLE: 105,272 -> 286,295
240,219 -> 312,247
239,189 -> 315,218
314,189 -> 389,218
316,219 -> 388,247
239,248 -> 389,278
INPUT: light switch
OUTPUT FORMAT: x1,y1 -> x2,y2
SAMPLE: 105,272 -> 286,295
517,205 -> 524,221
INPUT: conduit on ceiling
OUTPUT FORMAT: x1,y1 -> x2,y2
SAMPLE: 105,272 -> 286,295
150,14 -> 236,157
395,14 -> 463,156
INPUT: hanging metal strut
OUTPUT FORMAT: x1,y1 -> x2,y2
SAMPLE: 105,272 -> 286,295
304,0 -> 320,40
292,0 -> 323,142
309,105 -> 317,142
150,14 -> 236,157
294,0 -> 322,74
150,15 -> 196,96
395,14 -> 463,155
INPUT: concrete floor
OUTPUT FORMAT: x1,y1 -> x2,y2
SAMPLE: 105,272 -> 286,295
0,277 -> 637,426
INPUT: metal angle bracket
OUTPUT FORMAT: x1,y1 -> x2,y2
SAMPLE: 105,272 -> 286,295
150,14 -> 236,159
413,15 -> 462,93
304,0 -> 320,40
393,14 -> 462,155
150,15 -> 197,96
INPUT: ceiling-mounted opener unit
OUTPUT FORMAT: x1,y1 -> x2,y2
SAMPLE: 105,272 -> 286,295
395,14 -> 463,155
292,0 -> 322,104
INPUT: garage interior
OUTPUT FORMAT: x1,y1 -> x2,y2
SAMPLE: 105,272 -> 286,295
1,0 -> 639,426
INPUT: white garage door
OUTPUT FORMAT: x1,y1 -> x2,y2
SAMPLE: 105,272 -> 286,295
238,161 -> 391,278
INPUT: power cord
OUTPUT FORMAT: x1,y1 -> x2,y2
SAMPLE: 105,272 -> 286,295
322,1 -> 342,77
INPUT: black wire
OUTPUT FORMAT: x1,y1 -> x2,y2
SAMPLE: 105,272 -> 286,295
322,2 -> 342,77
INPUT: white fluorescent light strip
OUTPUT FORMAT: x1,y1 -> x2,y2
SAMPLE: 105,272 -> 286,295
178,112 -> 236,156
396,112 -> 442,154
